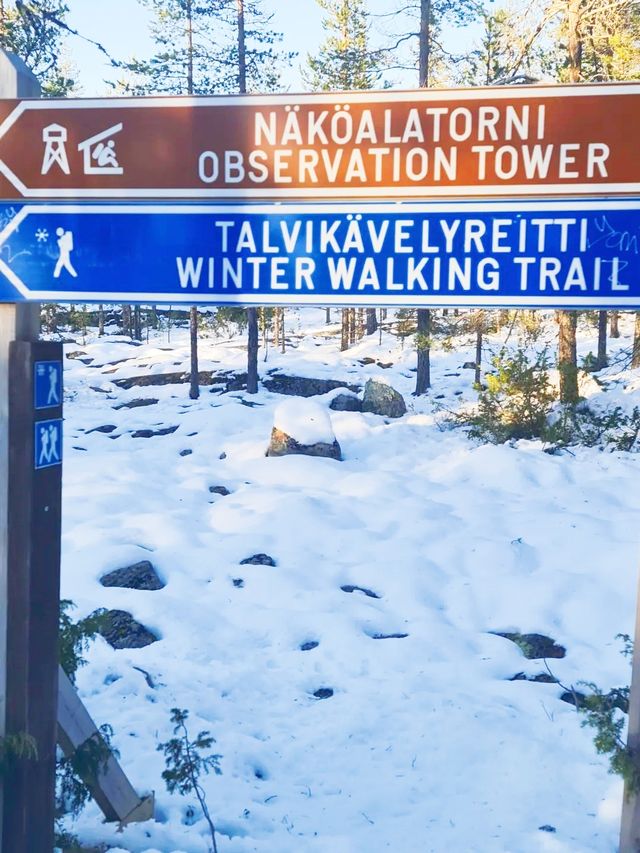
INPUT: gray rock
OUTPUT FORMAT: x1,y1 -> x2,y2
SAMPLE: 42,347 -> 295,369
114,370 -> 245,391
267,427 -> 342,461
240,553 -> 277,566
113,398 -> 159,410
209,485 -> 231,496
97,609 -> 159,649
131,425 -> 178,438
493,631 -> 566,659
100,560 -> 165,591
361,379 -> 407,418
330,393 -> 362,412
263,374 -> 360,397
462,361 -> 477,370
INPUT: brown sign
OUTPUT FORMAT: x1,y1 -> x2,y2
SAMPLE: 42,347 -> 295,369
0,83 -> 638,200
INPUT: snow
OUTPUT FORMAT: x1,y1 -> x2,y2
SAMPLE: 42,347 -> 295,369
57,309 -> 640,853
272,398 -> 336,445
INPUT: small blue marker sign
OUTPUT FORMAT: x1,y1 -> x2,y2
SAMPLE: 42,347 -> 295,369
34,418 -> 62,469
34,360 -> 62,410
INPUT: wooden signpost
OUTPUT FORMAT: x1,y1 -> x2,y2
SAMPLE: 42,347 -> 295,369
0,55 -> 639,852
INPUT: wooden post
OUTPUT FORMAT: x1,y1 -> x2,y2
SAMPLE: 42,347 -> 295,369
0,49 -> 41,853
3,341 -> 62,853
619,571 -> 640,851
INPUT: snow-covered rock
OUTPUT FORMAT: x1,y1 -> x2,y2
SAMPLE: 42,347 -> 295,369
267,398 -> 342,460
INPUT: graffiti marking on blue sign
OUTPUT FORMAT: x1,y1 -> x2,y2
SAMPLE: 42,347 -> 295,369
0,201 -> 639,308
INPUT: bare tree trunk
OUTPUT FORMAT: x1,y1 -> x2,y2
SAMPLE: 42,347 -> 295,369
633,312 -> 640,368
98,304 -> 104,337
261,308 -> 268,352
357,308 -> 365,340
340,309 -> 349,351
415,0 -> 432,397
186,0 -> 201,399
247,308 -> 258,392
189,305 -> 199,399
474,310 -> 484,387
280,308 -> 285,354
415,309 -> 431,394
273,308 -> 279,349
567,0 -> 583,83
610,310 -> 621,338
597,310 -> 607,368
133,305 -> 142,341
551,5 -> 581,406
237,0 -> 258,393
237,0 -> 247,92
557,310 -> 579,404
349,308 -> 356,345
122,304 -> 132,337
419,0 -> 431,87
325,307 -> 331,324
366,308 -> 377,336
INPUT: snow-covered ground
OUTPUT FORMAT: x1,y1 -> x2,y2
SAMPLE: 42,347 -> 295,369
60,310 -> 640,853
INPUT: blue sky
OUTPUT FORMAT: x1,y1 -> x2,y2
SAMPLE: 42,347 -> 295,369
65,0 -> 345,96
62,0 -> 452,96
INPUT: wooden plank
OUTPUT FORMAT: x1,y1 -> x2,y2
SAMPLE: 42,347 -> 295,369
57,667 -> 154,825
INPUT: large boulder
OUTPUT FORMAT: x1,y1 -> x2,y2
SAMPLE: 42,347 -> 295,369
361,379 -> 407,418
267,399 -> 342,460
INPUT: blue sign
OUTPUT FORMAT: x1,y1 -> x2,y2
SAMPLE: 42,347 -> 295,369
0,201 -> 639,308
34,360 -> 62,410
34,418 -> 62,470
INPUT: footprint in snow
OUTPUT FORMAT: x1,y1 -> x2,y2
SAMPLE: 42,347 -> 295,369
341,584 -> 381,599
312,688 -> 333,700
367,632 -> 409,640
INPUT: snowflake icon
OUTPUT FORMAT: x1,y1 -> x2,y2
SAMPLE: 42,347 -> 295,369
35,228 -> 49,243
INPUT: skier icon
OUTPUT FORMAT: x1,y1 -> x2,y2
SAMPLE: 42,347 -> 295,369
38,426 -> 50,465
53,228 -> 78,279
48,423 -> 60,462
47,365 -> 59,405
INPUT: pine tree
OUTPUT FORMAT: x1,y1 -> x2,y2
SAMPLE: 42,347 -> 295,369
119,0 -> 287,95
119,0 -> 288,398
307,0 -> 382,354
306,0 -> 381,91
0,0 -> 76,94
